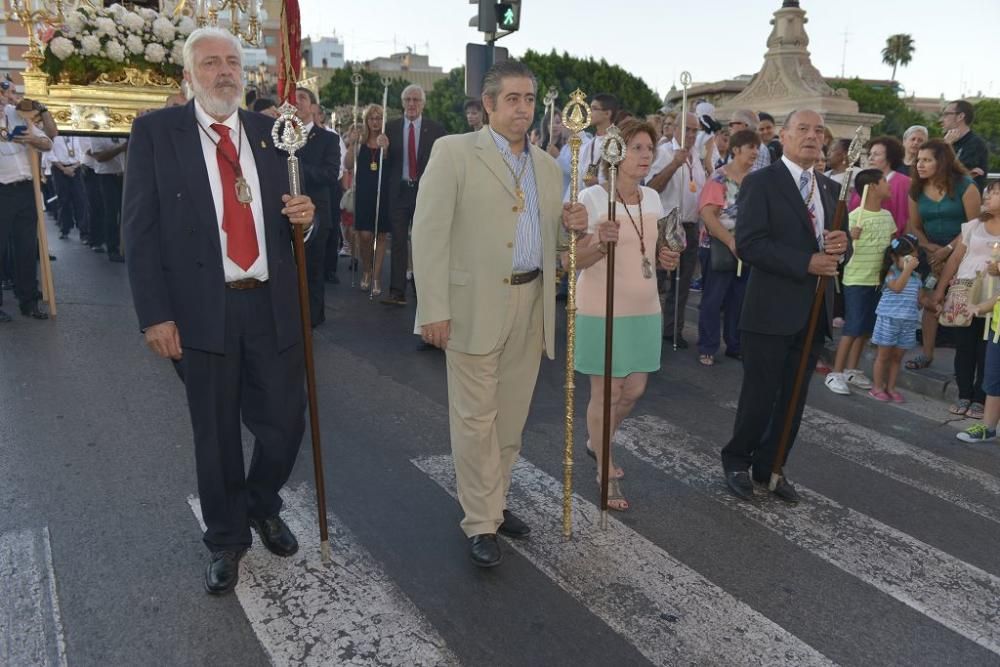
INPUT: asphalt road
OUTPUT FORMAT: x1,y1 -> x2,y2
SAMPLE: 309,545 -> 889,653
2,221 -> 1000,666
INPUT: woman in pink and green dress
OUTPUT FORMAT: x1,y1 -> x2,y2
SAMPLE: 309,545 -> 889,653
573,118 -> 680,511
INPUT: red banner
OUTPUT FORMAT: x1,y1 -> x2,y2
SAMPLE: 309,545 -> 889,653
278,0 -> 301,105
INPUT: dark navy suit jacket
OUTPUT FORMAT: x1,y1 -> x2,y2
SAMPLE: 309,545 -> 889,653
123,101 -> 303,354
735,159 -> 849,337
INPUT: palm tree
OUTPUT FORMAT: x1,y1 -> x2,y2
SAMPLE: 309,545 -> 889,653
882,34 -> 915,83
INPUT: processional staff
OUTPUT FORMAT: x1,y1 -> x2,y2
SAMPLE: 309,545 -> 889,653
369,77 -> 391,301
349,70 -> 363,288
561,89 -> 592,540
768,127 -> 864,493
671,71 -> 693,352
599,125 -> 626,530
543,86 -> 558,149
273,103 -> 332,563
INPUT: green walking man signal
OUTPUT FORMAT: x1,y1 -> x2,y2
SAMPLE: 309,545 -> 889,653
495,2 -> 521,31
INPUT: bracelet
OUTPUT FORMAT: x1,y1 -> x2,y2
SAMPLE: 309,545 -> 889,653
597,242 -> 608,255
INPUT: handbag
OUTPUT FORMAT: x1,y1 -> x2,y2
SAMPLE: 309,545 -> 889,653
340,187 -> 355,214
938,277 -> 977,327
709,236 -> 737,272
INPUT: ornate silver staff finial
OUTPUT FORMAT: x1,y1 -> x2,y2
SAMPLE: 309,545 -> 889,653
679,71 -> 692,88
273,103 -> 308,197
544,86 -> 558,108
350,72 -> 363,87
601,124 -> 626,167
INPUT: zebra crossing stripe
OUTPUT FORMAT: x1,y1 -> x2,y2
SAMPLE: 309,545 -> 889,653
616,414 -> 1000,657
188,485 -> 458,666
412,454 -> 834,667
722,400 -> 1000,527
0,526 -> 67,667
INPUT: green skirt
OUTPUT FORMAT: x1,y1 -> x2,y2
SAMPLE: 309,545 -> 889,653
574,313 -> 662,377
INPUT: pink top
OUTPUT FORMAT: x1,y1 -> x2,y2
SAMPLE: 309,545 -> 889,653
848,170 -> 911,236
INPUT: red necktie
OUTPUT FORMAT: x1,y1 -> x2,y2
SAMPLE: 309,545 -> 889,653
407,122 -> 417,181
211,123 -> 259,270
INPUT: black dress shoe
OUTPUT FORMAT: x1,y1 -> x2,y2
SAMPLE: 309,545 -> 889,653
725,471 -> 754,501
469,534 -> 502,568
724,350 -> 743,361
663,334 -> 689,349
498,510 -> 531,539
769,477 -> 801,504
19,302 -> 48,320
205,550 -> 245,595
381,295 -> 407,306
250,515 -> 299,557
0,309 -> 11,323
108,251 -> 125,263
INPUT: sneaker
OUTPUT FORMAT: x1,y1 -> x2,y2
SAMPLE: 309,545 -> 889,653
956,423 -> 997,443
844,369 -> 873,389
338,246 -> 352,257
824,372 -> 851,395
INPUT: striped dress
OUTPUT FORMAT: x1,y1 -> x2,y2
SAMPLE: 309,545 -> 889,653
574,185 -> 664,377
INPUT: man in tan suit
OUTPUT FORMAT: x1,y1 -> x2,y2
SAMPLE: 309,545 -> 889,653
412,61 -> 587,567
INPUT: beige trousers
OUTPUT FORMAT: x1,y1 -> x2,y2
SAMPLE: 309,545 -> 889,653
445,280 -> 544,537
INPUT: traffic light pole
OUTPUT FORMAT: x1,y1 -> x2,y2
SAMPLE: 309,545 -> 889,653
485,32 -> 495,71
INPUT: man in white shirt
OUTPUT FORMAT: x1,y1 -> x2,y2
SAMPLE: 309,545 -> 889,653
123,27 -> 317,595
50,135 -> 89,240
0,100 -> 53,320
87,136 -> 127,261
647,111 -> 706,347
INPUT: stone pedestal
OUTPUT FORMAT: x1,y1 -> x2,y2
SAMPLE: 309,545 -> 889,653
715,1 -> 881,139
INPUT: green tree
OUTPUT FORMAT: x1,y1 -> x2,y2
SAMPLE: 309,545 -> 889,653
881,34 -> 915,83
424,49 -> 663,135
425,66 -> 470,134
836,78 -> 937,140
972,99 -> 1000,173
318,66 -> 410,118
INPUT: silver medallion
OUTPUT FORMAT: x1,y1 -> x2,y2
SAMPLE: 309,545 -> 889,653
235,176 -> 253,205
642,255 -> 653,279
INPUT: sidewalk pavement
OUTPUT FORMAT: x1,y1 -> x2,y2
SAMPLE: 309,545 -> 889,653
679,287 -> 958,404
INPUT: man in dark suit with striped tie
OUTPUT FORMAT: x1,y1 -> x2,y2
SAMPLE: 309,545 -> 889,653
721,110 -> 851,505
123,27 -> 317,595
377,83 -> 446,306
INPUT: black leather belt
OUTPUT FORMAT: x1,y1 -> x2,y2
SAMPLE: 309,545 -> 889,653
511,269 -> 540,285
226,278 -> 267,290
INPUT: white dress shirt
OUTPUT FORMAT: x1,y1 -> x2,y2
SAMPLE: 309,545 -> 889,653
784,155 -> 826,243
649,137 -> 707,223
87,137 -> 126,175
0,104 -> 47,184
51,135 -> 83,166
194,100 -> 269,283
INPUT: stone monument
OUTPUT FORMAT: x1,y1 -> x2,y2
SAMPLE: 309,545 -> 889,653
715,1 -> 882,139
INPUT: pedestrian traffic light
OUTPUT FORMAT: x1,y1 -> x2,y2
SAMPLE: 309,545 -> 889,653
469,0 -> 497,33
495,1 -> 520,31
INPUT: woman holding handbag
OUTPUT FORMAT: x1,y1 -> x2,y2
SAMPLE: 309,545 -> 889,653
932,180 -> 1000,418
906,139 -> 981,371
695,129 -> 759,366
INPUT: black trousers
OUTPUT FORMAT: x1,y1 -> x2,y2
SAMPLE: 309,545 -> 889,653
305,213 -> 330,327
662,222 -> 699,334
388,185 -> 418,299
82,166 -> 102,239
174,286 -> 306,552
0,181 -> 40,307
52,168 -> 89,235
722,321 -> 828,480
97,173 -> 123,253
953,318 -> 987,403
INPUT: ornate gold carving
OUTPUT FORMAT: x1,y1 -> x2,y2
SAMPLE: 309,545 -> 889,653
95,67 -> 178,89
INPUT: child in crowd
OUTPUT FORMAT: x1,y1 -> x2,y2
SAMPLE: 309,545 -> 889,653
870,236 -> 924,402
957,181 -> 1000,442
826,169 -> 897,395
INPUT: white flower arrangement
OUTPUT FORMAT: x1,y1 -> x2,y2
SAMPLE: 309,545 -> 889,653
42,3 -> 190,84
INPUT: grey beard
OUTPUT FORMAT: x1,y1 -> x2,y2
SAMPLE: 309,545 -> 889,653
191,80 -> 241,118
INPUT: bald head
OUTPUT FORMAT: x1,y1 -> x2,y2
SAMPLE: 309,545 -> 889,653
780,109 -> 825,168
673,111 -> 698,148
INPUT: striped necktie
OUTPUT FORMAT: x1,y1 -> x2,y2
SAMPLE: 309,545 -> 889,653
799,170 -> 822,248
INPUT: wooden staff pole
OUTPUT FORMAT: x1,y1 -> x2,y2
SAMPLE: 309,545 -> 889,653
29,150 -> 56,316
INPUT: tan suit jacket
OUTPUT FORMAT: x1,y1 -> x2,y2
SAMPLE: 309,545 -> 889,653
412,127 -> 564,358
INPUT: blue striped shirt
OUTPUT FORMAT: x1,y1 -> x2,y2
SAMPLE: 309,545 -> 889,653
490,127 -> 543,272
876,269 -> 921,321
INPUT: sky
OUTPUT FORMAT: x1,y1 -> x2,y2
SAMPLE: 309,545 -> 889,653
298,0 -> 999,102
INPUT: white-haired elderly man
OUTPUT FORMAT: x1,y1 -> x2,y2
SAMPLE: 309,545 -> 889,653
123,27 -> 317,595
727,109 -> 771,172
376,83 -> 446,308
